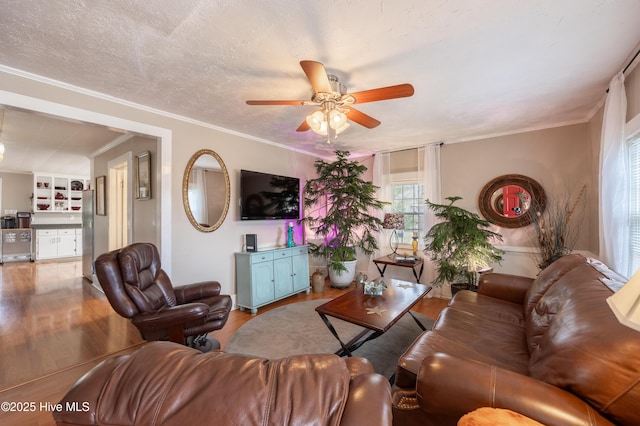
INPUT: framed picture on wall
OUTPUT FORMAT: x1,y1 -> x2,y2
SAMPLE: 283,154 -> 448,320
96,175 -> 106,216
135,151 -> 151,200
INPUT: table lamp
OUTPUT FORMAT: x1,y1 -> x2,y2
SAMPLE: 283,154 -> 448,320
607,268 -> 640,332
383,213 -> 404,256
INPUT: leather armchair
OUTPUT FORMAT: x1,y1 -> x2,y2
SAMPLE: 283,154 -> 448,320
94,242 -> 232,350
53,341 -> 393,426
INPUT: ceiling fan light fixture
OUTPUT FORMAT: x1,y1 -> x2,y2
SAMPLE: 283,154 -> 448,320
306,110 -> 325,133
329,109 -> 347,130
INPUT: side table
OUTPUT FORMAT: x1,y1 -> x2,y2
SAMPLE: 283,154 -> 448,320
373,255 -> 424,283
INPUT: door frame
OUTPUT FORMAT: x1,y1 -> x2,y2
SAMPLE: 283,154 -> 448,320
0,89 -> 173,273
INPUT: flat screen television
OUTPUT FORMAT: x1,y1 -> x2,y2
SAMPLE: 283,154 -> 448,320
240,170 -> 300,220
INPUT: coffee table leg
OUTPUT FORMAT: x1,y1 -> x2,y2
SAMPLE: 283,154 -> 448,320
318,313 -> 354,357
408,311 -> 428,331
415,263 -> 424,282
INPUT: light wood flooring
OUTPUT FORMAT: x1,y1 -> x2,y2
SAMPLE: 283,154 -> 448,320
0,259 -> 448,425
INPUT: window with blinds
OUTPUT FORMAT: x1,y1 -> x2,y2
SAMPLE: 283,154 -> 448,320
629,135 -> 640,275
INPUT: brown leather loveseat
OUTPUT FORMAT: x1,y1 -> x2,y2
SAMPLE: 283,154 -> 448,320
392,254 -> 640,426
53,341 -> 393,426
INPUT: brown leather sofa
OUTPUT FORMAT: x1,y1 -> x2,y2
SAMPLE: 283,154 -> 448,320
53,341 -> 393,426
95,243 -> 232,350
392,254 -> 640,426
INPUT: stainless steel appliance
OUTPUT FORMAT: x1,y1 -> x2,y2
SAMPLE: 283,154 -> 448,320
1,216 -> 16,229
82,190 -> 95,282
17,212 -> 31,228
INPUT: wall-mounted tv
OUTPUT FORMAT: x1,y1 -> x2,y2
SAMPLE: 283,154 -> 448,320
240,170 -> 300,220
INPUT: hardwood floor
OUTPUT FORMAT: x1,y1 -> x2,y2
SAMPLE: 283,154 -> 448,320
0,259 -> 448,425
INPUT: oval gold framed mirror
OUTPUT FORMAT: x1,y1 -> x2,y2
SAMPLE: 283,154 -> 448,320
478,174 -> 546,228
182,149 -> 230,232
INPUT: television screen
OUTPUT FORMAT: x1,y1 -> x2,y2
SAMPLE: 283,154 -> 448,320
240,170 -> 300,220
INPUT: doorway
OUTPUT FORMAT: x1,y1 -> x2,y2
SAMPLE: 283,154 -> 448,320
107,152 -> 133,251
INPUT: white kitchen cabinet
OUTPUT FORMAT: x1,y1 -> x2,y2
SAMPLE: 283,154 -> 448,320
36,228 -> 82,260
36,230 -> 59,259
235,246 -> 310,314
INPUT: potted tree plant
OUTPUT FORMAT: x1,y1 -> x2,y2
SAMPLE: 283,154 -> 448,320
300,150 -> 387,288
424,196 -> 504,294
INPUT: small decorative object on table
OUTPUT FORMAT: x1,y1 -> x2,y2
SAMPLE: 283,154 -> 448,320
356,272 -> 368,287
412,231 -> 419,257
364,279 -> 387,296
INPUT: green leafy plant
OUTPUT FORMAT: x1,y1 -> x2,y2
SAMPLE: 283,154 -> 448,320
300,150 -> 388,272
424,196 -> 504,288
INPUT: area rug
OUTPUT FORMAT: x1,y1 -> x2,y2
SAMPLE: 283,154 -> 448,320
225,299 -> 434,379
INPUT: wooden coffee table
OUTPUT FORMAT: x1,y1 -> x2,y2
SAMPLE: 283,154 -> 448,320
315,279 -> 432,357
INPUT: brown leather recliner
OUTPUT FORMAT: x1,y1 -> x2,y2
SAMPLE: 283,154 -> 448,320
53,341 -> 393,426
94,242 -> 232,351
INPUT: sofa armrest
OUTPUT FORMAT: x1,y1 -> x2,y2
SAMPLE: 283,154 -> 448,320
341,373 -> 392,426
477,272 -> 533,304
174,281 -> 222,303
400,353 -> 614,426
131,303 -> 208,330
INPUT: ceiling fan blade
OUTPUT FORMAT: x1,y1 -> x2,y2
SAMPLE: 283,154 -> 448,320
300,60 -> 332,94
246,100 -> 306,105
346,107 -> 381,129
350,84 -> 415,104
296,120 -> 310,132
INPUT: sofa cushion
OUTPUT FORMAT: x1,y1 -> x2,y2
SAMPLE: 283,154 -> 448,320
528,262 -> 640,426
525,262 -> 600,353
449,290 -> 525,326
395,308 -> 529,388
523,254 -> 586,318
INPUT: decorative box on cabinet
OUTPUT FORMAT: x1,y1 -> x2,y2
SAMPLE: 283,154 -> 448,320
235,245 -> 310,314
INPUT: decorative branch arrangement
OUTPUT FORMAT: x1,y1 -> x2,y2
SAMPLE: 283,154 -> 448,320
530,185 -> 587,269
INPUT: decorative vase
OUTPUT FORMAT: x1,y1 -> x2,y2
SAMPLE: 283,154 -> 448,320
311,269 -> 324,293
328,260 -> 357,289
286,222 -> 295,247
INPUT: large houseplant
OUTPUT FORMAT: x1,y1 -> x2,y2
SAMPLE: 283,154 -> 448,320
424,196 -> 504,292
300,150 -> 387,288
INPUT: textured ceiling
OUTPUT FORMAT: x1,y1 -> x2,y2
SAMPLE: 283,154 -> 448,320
1,0 -> 640,173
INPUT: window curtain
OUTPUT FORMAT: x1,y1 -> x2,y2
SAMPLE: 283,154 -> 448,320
599,71 -> 629,276
188,168 -> 208,225
418,143 -> 442,287
368,152 -> 392,278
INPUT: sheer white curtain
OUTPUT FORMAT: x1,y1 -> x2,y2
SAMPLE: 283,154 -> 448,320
599,71 -> 629,276
188,168 -> 209,225
418,143 -> 442,287
369,152 -> 392,278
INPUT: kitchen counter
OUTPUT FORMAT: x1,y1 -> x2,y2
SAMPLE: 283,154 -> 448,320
30,223 -> 82,229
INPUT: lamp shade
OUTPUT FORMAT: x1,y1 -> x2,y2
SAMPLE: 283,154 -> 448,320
607,268 -> 640,332
383,213 -> 404,230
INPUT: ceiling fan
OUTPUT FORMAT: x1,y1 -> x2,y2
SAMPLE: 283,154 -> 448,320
246,60 -> 414,141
